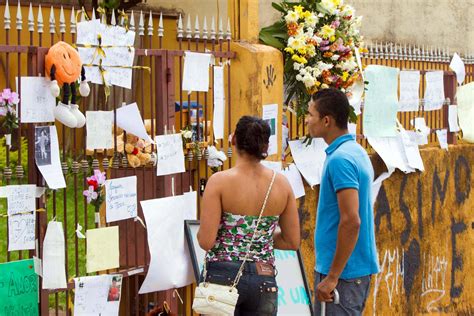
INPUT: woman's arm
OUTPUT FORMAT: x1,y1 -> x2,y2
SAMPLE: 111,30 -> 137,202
197,173 -> 223,251
273,177 -> 300,250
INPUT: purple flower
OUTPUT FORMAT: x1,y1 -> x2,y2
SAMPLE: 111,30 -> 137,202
331,20 -> 340,29
93,169 -> 106,185
83,186 -> 98,203
0,107 -> 7,117
8,92 -> 19,105
319,46 -> 331,51
1,89 -> 12,102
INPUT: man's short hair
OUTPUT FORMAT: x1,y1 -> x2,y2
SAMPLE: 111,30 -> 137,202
311,88 -> 350,129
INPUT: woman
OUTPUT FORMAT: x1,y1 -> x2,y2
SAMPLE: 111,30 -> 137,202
197,116 -> 300,316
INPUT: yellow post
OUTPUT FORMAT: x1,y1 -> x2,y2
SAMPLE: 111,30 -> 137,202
228,0 -> 283,162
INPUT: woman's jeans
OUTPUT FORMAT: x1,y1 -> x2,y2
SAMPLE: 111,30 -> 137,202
200,261 -> 278,316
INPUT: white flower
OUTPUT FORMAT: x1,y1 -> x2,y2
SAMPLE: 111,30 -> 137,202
341,5 -> 354,17
320,0 -> 338,14
285,10 -> 299,24
302,74 -> 316,88
321,83 -> 330,89
317,61 -> 334,71
331,54 -> 340,61
339,59 -> 357,72
183,130 -> 193,139
293,63 -> 303,70
288,36 -> 305,50
296,74 -> 303,81
304,13 -> 318,28
207,146 -> 227,168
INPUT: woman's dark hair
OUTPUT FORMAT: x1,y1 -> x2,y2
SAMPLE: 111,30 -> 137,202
234,116 -> 271,160
311,88 -> 350,129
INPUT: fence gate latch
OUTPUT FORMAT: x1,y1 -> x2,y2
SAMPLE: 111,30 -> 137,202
199,179 -> 207,196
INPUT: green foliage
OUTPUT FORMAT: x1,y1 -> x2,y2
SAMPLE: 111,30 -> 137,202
0,137 -> 28,173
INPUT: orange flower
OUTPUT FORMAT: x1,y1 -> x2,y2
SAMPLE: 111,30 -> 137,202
287,22 -> 299,36
323,51 -> 334,58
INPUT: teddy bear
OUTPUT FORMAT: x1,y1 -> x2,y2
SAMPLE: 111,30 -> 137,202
45,41 -> 90,128
124,132 -> 152,168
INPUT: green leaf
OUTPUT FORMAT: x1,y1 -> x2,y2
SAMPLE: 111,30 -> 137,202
271,2 -> 287,13
259,31 -> 285,49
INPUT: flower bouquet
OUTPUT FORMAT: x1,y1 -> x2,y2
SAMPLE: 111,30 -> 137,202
83,169 -> 106,213
0,88 -> 20,147
259,0 -> 364,122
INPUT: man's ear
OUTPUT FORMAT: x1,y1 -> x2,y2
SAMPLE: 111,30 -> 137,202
324,115 -> 331,127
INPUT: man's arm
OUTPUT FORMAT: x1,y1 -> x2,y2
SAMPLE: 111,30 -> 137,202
316,188 -> 360,302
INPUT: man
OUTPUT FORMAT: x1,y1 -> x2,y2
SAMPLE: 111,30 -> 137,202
305,88 -> 379,315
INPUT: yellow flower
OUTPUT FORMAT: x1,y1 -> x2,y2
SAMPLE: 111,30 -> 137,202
294,5 -> 304,15
320,25 -> 335,39
284,47 -> 295,54
302,11 -> 311,19
330,35 -> 336,42
285,10 -> 299,24
315,81 -> 321,87
298,47 -> 307,55
292,55 -> 308,64
342,72 -> 349,81
331,0 -> 341,6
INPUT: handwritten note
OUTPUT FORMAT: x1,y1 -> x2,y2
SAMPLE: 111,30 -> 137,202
76,19 -> 101,45
86,111 -> 114,150
424,71 -> 445,111
363,65 -> 399,137
155,133 -> 185,176
86,226 -> 120,273
436,129 -> 449,150
17,77 -> 56,123
182,52 -> 212,92
213,66 -> 225,140
288,138 -> 327,187
0,259 -> 38,315
8,212 -> 36,251
74,274 -> 122,316
105,176 -> 137,223
6,184 -> 36,215
36,126 -> 66,189
398,71 -> 420,112
456,82 -> 474,142
42,221 -> 67,289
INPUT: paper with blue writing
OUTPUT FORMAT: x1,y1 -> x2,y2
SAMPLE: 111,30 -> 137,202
0,259 -> 39,315
155,134 -> 185,176
363,65 -> 399,137
105,176 -> 138,223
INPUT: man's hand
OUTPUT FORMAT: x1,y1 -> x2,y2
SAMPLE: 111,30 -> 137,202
316,275 -> 338,302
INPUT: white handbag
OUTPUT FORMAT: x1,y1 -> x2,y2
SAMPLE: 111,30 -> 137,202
192,171 -> 276,316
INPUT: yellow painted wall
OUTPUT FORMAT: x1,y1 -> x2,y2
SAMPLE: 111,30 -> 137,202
300,144 -> 474,315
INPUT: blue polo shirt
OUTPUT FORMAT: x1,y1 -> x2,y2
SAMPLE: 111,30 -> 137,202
315,134 -> 379,279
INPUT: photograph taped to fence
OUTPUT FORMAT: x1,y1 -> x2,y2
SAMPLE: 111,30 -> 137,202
185,220 -> 314,315
35,126 -> 52,166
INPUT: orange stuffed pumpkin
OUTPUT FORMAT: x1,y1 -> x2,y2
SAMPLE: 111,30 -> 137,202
45,41 -> 90,129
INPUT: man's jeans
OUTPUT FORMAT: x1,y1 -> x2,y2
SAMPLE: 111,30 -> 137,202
200,261 -> 278,316
314,272 -> 371,315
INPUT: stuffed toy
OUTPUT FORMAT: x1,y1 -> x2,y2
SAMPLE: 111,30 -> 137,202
124,133 -> 152,168
45,41 -> 90,128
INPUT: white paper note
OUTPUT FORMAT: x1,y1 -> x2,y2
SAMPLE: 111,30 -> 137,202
155,133 -> 185,176
116,103 -> 153,143
371,171 -> 393,207
182,52 -> 212,92
448,105 -> 461,132
6,185 -> 36,215
400,129 -> 424,171
213,66 -> 225,140
36,126 -> 66,189
76,19 -> 101,45
262,104 -> 279,156
456,82 -> 474,142
183,191 -> 198,221
261,160 -> 282,173
424,71 -> 445,111
42,221 -> 67,289
74,274 -> 122,316
410,117 -> 431,145
17,77 -> 56,123
8,212 -> 35,251
86,111 -> 114,150
288,138 -> 327,187
280,164 -> 306,199
367,134 -> 415,174
363,65 -> 399,137
139,194 -> 195,293
449,53 -> 465,85
398,71 -> 420,112
105,176 -> 138,223
436,129 -> 449,150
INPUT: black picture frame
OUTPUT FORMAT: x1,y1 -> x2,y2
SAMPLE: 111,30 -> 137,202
184,219 -> 314,315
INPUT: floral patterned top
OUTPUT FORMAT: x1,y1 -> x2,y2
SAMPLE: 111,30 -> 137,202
206,211 -> 279,265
